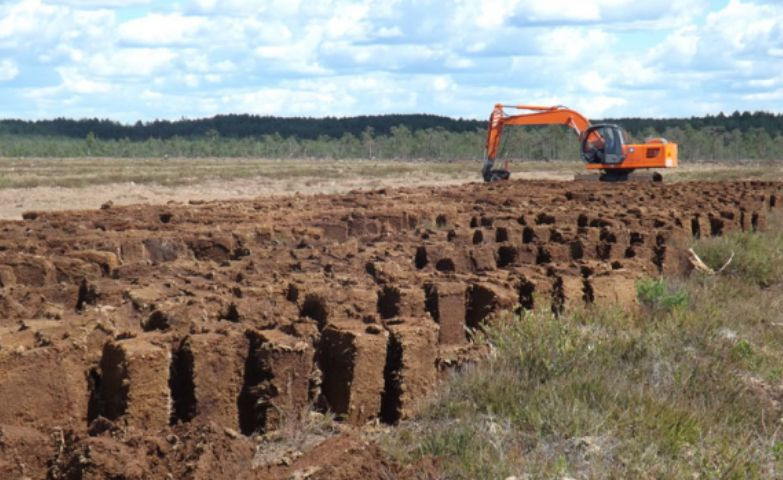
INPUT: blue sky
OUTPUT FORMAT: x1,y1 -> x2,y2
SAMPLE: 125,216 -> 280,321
0,0 -> 781,121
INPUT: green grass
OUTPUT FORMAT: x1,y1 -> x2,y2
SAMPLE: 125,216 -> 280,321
383,229 -> 783,479
667,164 -> 783,182
636,277 -> 690,311
693,225 -> 783,286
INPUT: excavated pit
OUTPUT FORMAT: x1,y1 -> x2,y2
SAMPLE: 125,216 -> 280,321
0,178 -> 781,477
380,333 -> 403,425
237,332 -> 275,435
169,339 -> 197,425
517,279 -> 536,311
301,293 -> 329,329
98,342 -> 130,422
377,286 -> 402,319
317,327 -> 357,418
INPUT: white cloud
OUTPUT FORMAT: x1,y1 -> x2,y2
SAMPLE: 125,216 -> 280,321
575,95 -> 627,117
743,89 -> 783,101
221,87 -> 350,116
0,59 -> 19,81
0,0 -> 781,121
516,0 -> 602,23
117,13 -> 207,46
704,0 -> 781,54
254,25 -> 329,74
0,0 -> 66,47
183,74 -> 199,87
536,27 -> 613,60
507,0 -> 706,29
57,67 -> 112,93
52,0 -> 152,5
376,26 -> 402,38
87,48 -> 177,77
433,75 -> 455,92
642,0 -> 783,101
577,72 -> 608,94
140,88 -> 162,100
325,2 -> 370,39
748,77 -> 781,89
648,26 -> 699,67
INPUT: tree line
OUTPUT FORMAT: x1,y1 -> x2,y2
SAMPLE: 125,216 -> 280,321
0,114 -> 483,141
0,111 -> 781,162
2,110 -> 783,140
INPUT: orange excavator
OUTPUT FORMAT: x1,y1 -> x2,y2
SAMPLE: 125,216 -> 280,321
481,104 -> 678,182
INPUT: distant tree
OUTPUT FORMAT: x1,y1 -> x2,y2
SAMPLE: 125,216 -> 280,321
85,131 -> 96,156
361,127 -> 376,159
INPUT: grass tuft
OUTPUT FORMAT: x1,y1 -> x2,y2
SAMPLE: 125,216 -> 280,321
693,230 -> 783,286
636,277 -> 690,311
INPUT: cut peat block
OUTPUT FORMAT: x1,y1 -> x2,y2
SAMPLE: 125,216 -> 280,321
237,329 -> 315,435
318,321 -> 388,425
98,338 -> 171,430
381,320 -> 439,423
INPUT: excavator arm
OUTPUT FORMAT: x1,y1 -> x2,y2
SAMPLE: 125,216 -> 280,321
483,105 -> 592,181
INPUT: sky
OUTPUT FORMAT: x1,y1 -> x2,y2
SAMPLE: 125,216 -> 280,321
0,0 -> 782,122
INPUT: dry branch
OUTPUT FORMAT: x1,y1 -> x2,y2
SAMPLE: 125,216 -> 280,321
688,248 -> 734,275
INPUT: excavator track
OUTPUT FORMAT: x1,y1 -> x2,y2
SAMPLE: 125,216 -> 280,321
574,171 -> 664,182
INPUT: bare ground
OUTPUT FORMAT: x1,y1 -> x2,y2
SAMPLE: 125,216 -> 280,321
0,158 -> 576,219
2,157 -> 781,220
0,175 -> 467,220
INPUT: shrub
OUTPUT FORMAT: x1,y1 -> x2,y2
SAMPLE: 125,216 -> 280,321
636,277 -> 690,311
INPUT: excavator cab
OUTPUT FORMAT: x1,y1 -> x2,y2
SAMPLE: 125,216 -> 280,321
580,124 -> 627,165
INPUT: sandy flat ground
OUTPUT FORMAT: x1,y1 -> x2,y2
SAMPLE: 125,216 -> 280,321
0,171 -> 572,220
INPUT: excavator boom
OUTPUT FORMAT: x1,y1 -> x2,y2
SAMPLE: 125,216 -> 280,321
482,104 -> 678,182
485,104 -> 591,161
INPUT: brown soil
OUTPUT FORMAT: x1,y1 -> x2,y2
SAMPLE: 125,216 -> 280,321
0,178 -> 780,479
0,169 -> 577,221
0,175 -> 476,221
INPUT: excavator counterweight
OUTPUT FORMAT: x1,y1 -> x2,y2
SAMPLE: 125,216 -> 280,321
482,104 -> 678,182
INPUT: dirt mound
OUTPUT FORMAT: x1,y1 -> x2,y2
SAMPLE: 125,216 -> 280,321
0,179 -> 779,478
